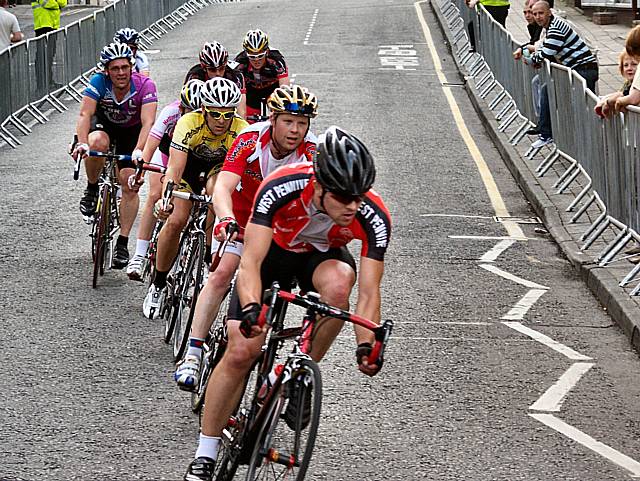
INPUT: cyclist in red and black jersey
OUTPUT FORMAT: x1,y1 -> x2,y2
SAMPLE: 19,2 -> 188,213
183,127 -> 391,479
233,29 -> 289,122
174,84 -> 318,391
184,41 -> 247,118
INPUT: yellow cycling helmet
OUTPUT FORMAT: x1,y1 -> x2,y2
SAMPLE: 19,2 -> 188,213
243,29 -> 269,54
267,85 -> 318,118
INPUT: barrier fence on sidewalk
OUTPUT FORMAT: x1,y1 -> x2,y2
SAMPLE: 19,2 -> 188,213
437,0 -> 640,296
0,0 -> 234,149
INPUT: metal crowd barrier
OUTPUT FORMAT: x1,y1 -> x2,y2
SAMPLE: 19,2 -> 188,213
437,0 -> 640,297
0,0 -> 236,149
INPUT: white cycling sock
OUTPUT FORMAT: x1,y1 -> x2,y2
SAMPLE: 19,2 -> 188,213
134,239 -> 150,258
195,434 -> 221,460
186,337 -> 205,359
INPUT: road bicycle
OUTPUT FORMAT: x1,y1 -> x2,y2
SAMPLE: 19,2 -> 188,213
246,98 -> 269,124
213,282 -> 394,481
163,187 -> 214,361
190,221 -> 239,413
71,140 -> 130,288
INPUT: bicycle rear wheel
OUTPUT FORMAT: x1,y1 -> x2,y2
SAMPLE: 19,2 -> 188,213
91,186 -> 111,289
245,359 -> 322,481
173,233 -> 205,361
163,232 -> 188,343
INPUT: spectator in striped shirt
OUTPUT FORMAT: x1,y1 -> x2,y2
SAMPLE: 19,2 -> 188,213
529,0 -> 598,148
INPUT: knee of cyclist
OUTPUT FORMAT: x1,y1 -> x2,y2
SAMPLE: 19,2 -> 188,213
207,267 -> 233,292
320,278 -> 353,309
165,215 -> 187,235
225,342 -> 259,370
89,136 -> 109,152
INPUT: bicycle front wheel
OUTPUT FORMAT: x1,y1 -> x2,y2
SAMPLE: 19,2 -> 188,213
173,233 -> 205,361
91,186 -> 111,289
245,359 -> 322,481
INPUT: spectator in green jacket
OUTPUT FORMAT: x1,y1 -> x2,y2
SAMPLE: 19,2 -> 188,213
31,0 -> 66,37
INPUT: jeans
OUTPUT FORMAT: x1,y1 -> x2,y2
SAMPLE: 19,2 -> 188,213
537,67 -> 598,139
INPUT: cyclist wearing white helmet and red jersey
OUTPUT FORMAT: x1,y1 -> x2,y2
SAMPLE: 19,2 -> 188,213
185,41 -> 246,118
126,79 -> 204,280
234,29 -> 289,123
113,28 -> 150,76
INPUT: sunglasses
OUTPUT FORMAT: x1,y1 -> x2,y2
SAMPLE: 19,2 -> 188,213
205,109 -> 236,120
247,52 -> 267,60
330,192 -> 365,204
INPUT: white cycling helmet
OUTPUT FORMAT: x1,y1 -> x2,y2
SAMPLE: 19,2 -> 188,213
199,41 -> 228,68
114,28 -> 140,46
98,42 -> 135,69
199,77 -> 242,109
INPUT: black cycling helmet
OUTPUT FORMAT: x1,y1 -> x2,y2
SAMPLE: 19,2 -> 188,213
313,126 -> 376,197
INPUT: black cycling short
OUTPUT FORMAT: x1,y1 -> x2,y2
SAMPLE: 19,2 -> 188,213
227,241 -> 356,320
90,117 -> 141,169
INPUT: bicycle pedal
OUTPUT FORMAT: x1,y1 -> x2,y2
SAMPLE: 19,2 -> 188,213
83,215 -> 94,225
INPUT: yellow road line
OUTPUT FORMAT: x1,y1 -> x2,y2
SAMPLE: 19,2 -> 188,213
414,0 -> 525,240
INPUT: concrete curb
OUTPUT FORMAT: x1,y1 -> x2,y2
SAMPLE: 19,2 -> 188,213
428,0 -> 640,352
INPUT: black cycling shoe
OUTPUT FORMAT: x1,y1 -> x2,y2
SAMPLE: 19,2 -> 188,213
112,243 -> 129,270
184,457 -> 215,481
283,380 -> 312,430
79,188 -> 99,217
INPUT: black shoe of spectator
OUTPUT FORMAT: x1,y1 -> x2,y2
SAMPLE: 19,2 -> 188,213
112,243 -> 129,270
526,127 -> 540,136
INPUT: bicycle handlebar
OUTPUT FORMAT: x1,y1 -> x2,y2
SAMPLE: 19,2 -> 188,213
258,283 -> 394,365
88,151 -> 133,162
171,191 -> 213,204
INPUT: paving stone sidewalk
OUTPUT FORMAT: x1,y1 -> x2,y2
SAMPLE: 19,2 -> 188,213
504,0 -> 631,93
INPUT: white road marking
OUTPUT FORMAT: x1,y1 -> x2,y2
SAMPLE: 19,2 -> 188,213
529,362 -> 594,412
142,49 -> 161,54
420,213 -> 493,219
400,321 -> 492,325
479,239 -> 516,263
414,0 -> 525,240
304,8 -> 319,45
449,235 -> 532,241
530,413 -> 640,478
503,322 -> 592,361
502,288 -> 548,320
480,264 -> 549,289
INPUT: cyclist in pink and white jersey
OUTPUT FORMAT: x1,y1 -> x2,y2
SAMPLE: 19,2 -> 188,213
126,79 -> 204,280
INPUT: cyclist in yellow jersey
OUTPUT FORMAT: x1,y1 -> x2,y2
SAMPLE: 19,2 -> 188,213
143,78 -> 249,319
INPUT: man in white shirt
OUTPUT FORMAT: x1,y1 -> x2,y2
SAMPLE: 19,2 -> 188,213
0,0 -> 23,52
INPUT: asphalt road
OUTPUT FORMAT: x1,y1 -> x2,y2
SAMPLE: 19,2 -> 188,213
1,0 -> 640,480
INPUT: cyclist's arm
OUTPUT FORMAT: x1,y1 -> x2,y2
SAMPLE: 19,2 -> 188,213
236,222 -> 273,308
164,147 -> 187,190
135,102 -> 157,152
353,257 -> 384,345
141,135 -> 161,166
213,170 -> 241,220
76,96 -> 97,145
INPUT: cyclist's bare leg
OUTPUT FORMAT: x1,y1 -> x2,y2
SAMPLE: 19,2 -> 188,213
201,319 -> 265,437
307,259 -> 356,362
155,197 -> 190,272
136,171 -> 162,241
205,175 -> 217,254
117,167 -> 139,237
190,252 -> 240,339
85,131 -> 108,183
